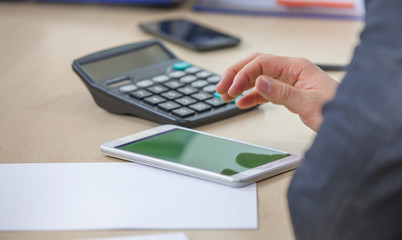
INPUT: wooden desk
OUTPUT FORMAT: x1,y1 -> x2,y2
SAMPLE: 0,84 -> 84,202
0,1 -> 363,239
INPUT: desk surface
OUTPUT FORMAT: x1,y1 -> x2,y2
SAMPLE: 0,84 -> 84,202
0,1 -> 363,239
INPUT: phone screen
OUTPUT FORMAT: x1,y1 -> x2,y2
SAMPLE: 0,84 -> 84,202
141,19 -> 240,51
117,128 -> 288,176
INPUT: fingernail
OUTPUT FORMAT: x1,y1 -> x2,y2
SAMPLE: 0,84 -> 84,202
259,76 -> 272,93
227,87 -> 237,97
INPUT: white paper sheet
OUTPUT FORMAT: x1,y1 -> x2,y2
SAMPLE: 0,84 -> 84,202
0,163 -> 257,231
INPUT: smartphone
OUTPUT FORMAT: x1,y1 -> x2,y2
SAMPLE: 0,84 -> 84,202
101,125 -> 303,187
139,18 -> 241,51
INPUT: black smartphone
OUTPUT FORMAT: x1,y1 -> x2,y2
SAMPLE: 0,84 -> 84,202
139,18 -> 241,51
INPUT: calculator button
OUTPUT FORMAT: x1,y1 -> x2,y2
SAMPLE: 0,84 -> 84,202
129,89 -> 152,99
185,66 -> 201,74
173,61 -> 191,70
161,90 -> 183,100
191,80 -> 209,89
202,84 -> 216,93
214,91 -> 240,103
147,85 -> 169,94
189,102 -> 212,112
164,80 -> 185,89
172,107 -> 195,118
205,98 -> 226,107
158,101 -> 181,111
107,77 -> 131,88
144,95 -> 166,105
191,92 -> 213,101
153,75 -> 170,83
136,79 -> 153,88
196,71 -> 213,79
177,86 -> 198,95
180,75 -> 197,83
168,71 -> 186,79
175,96 -> 197,106
207,75 -> 221,84
119,84 -> 137,94
213,92 -> 222,99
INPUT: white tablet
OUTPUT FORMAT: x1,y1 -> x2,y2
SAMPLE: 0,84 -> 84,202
101,125 -> 303,187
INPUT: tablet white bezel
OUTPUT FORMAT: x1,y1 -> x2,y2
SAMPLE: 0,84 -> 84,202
101,125 -> 303,187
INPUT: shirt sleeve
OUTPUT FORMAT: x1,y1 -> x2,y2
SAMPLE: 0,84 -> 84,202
287,0 -> 402,239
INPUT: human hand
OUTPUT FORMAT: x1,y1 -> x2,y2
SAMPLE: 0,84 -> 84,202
215,53 -> 339,131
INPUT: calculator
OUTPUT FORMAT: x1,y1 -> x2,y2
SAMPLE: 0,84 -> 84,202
72,39 -> 255,127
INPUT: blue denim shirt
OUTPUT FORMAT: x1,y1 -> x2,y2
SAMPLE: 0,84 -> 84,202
287,0 -> 402,239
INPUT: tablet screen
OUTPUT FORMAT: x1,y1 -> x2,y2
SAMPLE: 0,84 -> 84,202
117,128 -> 288,176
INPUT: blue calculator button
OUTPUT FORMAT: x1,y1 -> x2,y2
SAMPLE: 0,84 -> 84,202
213,92 -> 221,99
213,92 -> 239,103
173,62 -> 191,70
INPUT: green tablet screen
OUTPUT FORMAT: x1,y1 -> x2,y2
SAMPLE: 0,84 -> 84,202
117,128 -> 288,176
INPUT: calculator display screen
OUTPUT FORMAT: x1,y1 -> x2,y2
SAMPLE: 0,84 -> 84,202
81,44 -> 172,80
117,128 -> 288,176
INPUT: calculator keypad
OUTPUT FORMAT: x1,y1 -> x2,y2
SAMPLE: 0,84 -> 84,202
119,62 -> 234,120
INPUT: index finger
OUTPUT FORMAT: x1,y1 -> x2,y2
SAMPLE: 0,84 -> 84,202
215,53 -> 263,97
227,55 -> 307,97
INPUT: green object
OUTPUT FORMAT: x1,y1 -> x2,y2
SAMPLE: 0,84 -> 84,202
221,169 -> 239,176
236,153 -> 286,168
118,129 -> 288,176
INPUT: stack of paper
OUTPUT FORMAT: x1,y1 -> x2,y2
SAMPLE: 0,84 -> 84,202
193,0 -> 365,20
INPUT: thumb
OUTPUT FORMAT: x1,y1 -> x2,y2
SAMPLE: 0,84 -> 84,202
255,76 -> 303,113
